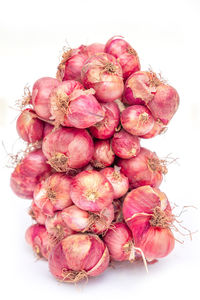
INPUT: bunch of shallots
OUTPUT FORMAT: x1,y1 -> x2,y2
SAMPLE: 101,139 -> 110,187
10,36 -> 180,283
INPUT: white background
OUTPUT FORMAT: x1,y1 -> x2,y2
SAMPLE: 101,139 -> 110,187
0,0 -> 200,299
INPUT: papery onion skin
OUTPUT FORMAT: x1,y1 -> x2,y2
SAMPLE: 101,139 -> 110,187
32,77 -> 60,120
42,127 -> 94,171
147,84 -> 179,125
16,109 -> 44,143
48,233 -> 110,281
70,170 -> 114,212
25,224 -> 51,259
111,129 -> 140,159
104,222 -> 133,261
34,173 -> 73,217
29,201 -> 47,225
123,185 -> 175,260
89,102 -> 120,139
123,71 -> 154,105
121,105 -> 154,136
105,36 -> 140,80
91,140 -> 115,168
100,167 -> 129,199
81,53 -> 124,103
118,147 -> 165,188
45,211 -> 74,242
140,119 -> 165,139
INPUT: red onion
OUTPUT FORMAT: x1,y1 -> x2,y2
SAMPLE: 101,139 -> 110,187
123,71 -> 155,105
10,167 -> 39,199
50,80 -> 104,128
140,119 -> 166,139
62,204 -> 114,234
45,211 -> 74,243
18,149 -> 51,178
121,105 -> 154,136
32,77 -> 60,120
29,201 -> 47,225
42,127 -> 94,171
81,53 -> 124,103
56,43 -> 105,83
70,170 -> 114,212
147,84 -> 179,125
10,149 -> 51,199
100,167 -> 129,199
89,102 -> 120,139
34,173 -> 72,217
25,224 -> 51,259
91,140 -> 115,168
123,186 -> 175,260
103,222 -> 133,261
118,147 -> 167,188
122,71 -> 179,124
48,233 -> 110,282
105,36 -> 140,80
16,109 -> 44,143
111,129 -> 140,159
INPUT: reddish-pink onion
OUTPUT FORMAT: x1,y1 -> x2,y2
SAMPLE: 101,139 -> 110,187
50,80 -> 104,128
91,140 -> 115,168
70,170 -> 114,212
123,186 -> 175,260
42,127 -> 94,171
56,43 -> 105,83
147,84 -> 179,125
100,167 -> 129,199
62,204 -> 114,234
122,71 -> 179,125
32,77 -> 60,120
34,173 -> 72,216
104,222 -> 133,261
16,109 -> 44,143
123,71 -> 154,105
121,105 -> 154,136
111,129 -> 140,159
81,53 -> 124,103
29,201 -> 47,225
105,36 -> 140,80
10,149 -> 51,199
118,147 -> 167,188
89,102 -> 120,139
25,224 -> 51,259
45,211 -> 74,243
48,233 -> 110,282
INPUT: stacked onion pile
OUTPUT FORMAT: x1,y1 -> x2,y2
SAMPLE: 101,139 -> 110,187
10,36 -> 179,283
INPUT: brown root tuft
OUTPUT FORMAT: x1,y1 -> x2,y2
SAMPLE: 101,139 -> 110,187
103,62 -> 117,74
61,269 -> 88,283
56,49 -> 72,81
16,85 -> 32,110
149,206 -> 173,228
91,160 -> 105,169
46,187 -> 56,202
148,157 -> 168,175
127,47 -> 137,56
48,153 -> 68,172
